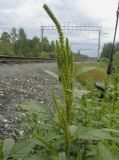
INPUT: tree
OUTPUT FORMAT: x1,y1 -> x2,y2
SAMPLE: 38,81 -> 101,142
1,32 -> 10,43
10,28 -> 18,44
41,37 -> 50,52
10,28 -> 18,54
0,41 -> 14,56
0,32 -> 14,56
31,36 -> 41,57
115,42 -> 119,51
17,28 -> 29,56
49,40 -> 55,52
101,43 -> 113,58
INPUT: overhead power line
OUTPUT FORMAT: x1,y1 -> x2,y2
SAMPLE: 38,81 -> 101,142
61,0 -> 77,24
40,24 -> 102,58
41,25 -> 102,31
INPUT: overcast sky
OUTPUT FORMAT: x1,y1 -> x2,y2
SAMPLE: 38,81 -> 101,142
0,0 -> 119,57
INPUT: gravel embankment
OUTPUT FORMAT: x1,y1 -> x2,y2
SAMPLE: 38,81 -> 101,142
0,62 -> 58,138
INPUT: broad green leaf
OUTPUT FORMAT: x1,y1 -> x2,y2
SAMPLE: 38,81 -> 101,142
87,145 -> 97,157
45,132 -> 62,141
101,128 -> 119,134
73,89 -> 90,99
23,151 -> 50,160
3,138 -> 15,159
24,155 -> 40,160
32,138 -> 50,151
10,140 -> 35,159
44,70 -> 58,79
33,134 -> 54,152
98,142 -> 118,160
52,152 -> 68,160
78,128 -> 113,141
20,103 -> 52,121
69,125 -> 78,135
21,102 -> 51,114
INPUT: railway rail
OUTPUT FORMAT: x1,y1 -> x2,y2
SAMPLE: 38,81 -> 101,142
0,56 -> 56,64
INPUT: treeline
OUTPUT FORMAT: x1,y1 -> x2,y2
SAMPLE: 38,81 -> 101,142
0,27 -> 55,58
101,42 -> 119,58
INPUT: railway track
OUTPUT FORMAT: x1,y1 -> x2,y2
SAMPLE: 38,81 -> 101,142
0,56 -> 55,64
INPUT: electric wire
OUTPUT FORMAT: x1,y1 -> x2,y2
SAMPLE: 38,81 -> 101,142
61,0 -> 77,25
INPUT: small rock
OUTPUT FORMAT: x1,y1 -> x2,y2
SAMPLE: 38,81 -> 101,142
3,119 -> 8,123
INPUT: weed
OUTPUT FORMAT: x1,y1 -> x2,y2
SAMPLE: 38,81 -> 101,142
1,4 -> 119,160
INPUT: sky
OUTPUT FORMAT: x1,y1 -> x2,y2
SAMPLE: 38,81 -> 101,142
0,0 -> 119,57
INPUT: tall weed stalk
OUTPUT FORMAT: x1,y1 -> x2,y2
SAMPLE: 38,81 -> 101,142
43,4 -> 74,156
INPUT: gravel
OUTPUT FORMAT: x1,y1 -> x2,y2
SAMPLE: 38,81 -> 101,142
0,62 -> 58,138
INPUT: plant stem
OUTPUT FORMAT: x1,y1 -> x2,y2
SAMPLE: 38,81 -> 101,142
43,4 -> 74,156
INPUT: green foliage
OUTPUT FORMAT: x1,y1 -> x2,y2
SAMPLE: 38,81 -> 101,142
50,40 -> 55,52
115,42 -> 119,51
1,32 -> 11,43
42,37 -> 50,52
44,3 -> 74,156
10,27 -> 18,54
10,28 -> 18,44
3,138 -> 15,159
0,140 -> 4,159
101,42 -> 113,58
113,52 -> 119,71
0,138 -> 36,160
0,40 -> 14,56
1,3 -> 119,160
16,28 -> 30,56
0,31 -> 14,56
97,143 -> 119,160
30,36 -> 41,57
101,42 -> 119,59
0,28 -> 56,58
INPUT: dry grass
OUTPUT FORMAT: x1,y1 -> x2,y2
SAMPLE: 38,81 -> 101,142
75,62 -> 107,83
76,69 -> 107,82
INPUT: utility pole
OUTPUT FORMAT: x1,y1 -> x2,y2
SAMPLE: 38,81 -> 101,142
40,25 -> 102,56
97,30 -> 101,59
41,26 -> 44,52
